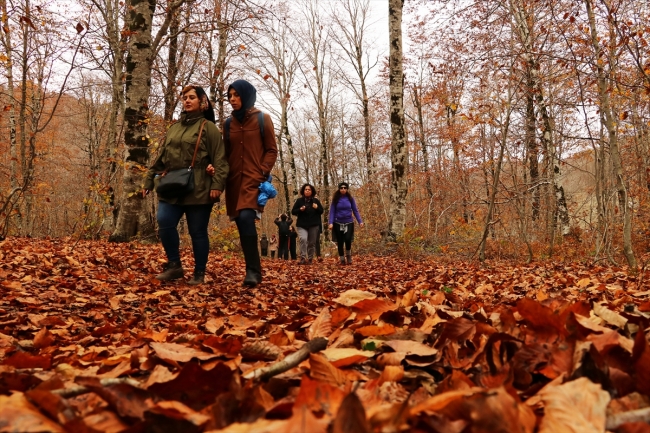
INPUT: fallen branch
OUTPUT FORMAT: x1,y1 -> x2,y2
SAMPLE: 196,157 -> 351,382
52,377 -> 143,398
243,337 -> 328,382
606,407 -> 650,430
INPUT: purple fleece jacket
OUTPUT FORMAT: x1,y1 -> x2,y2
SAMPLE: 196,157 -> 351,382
329,196 -> 362,225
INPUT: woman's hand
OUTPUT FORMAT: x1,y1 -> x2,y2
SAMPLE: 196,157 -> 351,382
300,206 -> 306,211
206,164 -> 215,176
312,203 -> 318,209
328,224 -> 333,230
360,222 -> 365,228
210,190 -> 221,201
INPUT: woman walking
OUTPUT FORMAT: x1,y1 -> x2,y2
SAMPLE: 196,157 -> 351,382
328,182 -> 364,265
269,234 -> 278,259
143,85 -> 228,284
222,79 -> 278,287
291,183 -> 324,265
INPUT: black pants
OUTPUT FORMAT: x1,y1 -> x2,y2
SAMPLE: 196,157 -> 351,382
333,222 -> 354,256
278,234 -> 289,259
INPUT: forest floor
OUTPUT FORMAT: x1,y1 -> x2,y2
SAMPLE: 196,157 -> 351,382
1,237 -> 650,432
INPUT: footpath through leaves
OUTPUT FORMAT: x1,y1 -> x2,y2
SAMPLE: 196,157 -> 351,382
1,238 -> 650,432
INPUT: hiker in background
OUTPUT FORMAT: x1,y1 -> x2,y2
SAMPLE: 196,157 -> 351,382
291,183 -> 324,265
328,182 -> 364,265
289,225 -> 298,260
217,79 -> 277,287
315,222 -> 323,261
269,234 -> 278,259
142,85 -> 228,285
260,234 -> 269,257
274,213 -> 292,260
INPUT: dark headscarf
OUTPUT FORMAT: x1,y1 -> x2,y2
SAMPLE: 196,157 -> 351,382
228,79 -> 257,123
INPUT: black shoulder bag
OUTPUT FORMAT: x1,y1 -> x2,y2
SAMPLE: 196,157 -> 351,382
156,120 -> 207,197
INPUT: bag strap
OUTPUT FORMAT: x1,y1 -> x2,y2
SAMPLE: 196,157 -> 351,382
189,120 -> 207,169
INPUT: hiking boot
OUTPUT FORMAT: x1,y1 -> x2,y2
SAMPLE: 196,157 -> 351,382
345,253 -> 352,265
339,256 -> 346,265
298,258 -> 307,265
156,261 -> 183,281
187,271 -> 205,285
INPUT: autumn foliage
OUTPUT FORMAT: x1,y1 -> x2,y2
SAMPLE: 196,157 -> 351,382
1,237 -> 650,432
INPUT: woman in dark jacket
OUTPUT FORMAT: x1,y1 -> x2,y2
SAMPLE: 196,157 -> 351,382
291,183 -> 324,264
274,214 -> 292,260
143,85 -> 228,284
223,79 -> 277,286
328,182 -> 364,265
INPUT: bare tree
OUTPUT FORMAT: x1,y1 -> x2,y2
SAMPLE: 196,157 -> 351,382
329,0 -> 378,185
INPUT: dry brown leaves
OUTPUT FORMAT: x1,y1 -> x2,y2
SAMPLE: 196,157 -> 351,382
1,237 -> 650,432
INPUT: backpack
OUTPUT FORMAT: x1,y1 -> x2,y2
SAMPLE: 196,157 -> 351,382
224,111 -> 265,142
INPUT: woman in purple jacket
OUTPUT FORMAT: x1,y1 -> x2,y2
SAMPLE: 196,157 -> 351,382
328,182 -> 364,265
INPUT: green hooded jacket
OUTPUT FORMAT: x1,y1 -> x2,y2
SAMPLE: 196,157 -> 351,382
144,113 -> 228,205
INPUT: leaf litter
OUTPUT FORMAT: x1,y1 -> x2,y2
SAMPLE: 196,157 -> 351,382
1,237 -> 650,432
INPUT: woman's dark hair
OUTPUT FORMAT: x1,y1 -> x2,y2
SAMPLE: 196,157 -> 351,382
300,183 -> 317,197
280,214 -> 288,221
181,85 -> 215,123
332,182 -> 353,206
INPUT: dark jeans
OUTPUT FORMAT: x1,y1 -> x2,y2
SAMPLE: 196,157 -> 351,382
157,201 -> 213,272
234,208 -> 258,237
278,234 -> 289,259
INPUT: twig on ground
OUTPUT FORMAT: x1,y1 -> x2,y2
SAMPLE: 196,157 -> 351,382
52,377 -> 143,398
606,407 -> 650,430
243,337 -> 328,382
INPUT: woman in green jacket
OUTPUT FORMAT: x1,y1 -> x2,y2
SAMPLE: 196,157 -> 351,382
143,85 -> 228,285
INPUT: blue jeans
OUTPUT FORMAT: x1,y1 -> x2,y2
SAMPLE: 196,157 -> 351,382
157,201 -> 213,272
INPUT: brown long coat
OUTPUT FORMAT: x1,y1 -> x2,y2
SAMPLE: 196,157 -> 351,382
224,107 -> 278,218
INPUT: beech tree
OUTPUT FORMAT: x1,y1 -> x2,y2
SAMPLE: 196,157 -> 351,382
386,0 -> 407,242
109,0 -> 186,242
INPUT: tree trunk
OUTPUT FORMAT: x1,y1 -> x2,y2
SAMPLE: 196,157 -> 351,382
585,0 -> 637,270
386,0 -> 407,242
479,119 -> 509,262
0,0 -> 18,191
213,0 -> 229,125
109,0 -> 157,242
163,8 -> 180,123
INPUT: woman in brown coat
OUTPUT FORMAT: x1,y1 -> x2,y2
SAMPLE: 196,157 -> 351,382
222,79 -> 277,287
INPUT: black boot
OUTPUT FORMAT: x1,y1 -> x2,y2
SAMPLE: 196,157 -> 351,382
156,261 -> 183,281
187,271 -> 205,285
240,235 -> 262,287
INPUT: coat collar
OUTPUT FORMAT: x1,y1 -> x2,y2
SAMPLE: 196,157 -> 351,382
180,111 -> 204,124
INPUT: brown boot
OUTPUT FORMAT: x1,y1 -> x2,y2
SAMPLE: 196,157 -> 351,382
156,261 -> 183,281
345,252 -> 352,265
